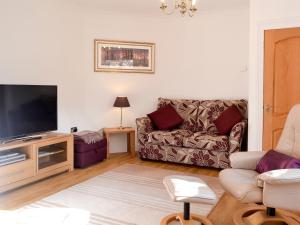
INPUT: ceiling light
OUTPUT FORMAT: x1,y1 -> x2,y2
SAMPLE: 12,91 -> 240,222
160,0 -> 197,17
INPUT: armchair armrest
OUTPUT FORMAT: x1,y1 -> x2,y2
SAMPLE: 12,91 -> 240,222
257,169 -> 300,185
230,151 -> 265,170
229,120 -> 247,153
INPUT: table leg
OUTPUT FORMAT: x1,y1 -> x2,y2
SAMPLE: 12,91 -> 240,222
127,131 -> 135,156
105,133 -> 110,159
184,202 -> 190,220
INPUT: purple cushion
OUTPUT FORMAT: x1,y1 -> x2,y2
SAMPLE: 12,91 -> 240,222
256,150 -> 300,173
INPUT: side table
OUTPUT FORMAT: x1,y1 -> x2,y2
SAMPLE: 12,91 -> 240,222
103,127 -> 136,158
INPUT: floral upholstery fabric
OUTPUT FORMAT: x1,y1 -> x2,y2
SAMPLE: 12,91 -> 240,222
148,129 -> 192,147
197,100 -> 248,133
136,117 -> 153,152
183,132 -> 229,151
136,98 -> 248,169
229,120 -> 247,153
158,98 -> 200,132
140,144 -> 231,169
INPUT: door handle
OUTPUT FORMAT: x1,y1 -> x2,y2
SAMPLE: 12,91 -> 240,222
264,105 -> 273,112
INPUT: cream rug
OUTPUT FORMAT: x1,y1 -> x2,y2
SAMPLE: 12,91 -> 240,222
1,164 -> 223,225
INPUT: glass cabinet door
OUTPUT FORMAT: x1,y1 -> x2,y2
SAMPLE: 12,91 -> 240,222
38,141 -> 67,170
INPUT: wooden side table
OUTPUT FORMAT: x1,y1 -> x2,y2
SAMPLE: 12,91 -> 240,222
103,127 -> 136,158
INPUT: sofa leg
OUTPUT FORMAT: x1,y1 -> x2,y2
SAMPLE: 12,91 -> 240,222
266,207 -> 276,217
183,202 -> 190,220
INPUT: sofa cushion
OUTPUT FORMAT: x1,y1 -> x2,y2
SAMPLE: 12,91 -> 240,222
158,98 -> 200,132
197,100 -> 247,133
183,132 -> 229,151
148,104 -> 183,130
213,105 -> 243,135
148,129 -> 192,147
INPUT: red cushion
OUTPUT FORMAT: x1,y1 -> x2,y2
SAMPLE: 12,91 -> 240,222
147,105 -> 183,130
213,105 -> 243,135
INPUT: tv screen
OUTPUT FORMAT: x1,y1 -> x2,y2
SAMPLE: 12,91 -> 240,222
0,85 -> 57,140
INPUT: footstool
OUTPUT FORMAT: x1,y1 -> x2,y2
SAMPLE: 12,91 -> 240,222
161,175 -> 217,225
74,138 -> 107,168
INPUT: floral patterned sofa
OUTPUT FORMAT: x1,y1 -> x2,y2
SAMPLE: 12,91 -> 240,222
136,98 -> 248,169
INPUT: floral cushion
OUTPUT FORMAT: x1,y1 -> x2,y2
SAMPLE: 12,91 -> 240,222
183,132 -> 229,151
140,143 -> 231,169
197,100 -> 247,133
148,129 -> 192,147
158,98 -> 200,132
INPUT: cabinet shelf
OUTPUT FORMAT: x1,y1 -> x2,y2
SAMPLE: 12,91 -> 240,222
38,149 -> 65,158
0,148 -> 29,167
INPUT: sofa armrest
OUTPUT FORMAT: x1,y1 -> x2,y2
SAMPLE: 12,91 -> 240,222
136,117 -> 154,133
229,120 -> 247,153
136,117 -> 154,147
230,151 -> 265,170
257,169 -> 300,185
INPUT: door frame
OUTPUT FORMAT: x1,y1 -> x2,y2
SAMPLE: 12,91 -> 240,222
256,17 -> 300,150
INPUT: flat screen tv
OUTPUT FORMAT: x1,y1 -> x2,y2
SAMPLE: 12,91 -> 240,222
0,85 -> 57,140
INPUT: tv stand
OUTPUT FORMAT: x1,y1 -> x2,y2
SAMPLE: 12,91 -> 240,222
0,133 -> 74,193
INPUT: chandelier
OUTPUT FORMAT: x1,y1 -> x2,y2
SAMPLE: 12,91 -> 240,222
160,0 -> 197,17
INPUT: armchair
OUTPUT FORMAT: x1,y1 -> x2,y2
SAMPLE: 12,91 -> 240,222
219,105 -> 300,225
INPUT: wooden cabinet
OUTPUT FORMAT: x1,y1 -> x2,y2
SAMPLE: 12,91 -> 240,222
0,133 -> 73,193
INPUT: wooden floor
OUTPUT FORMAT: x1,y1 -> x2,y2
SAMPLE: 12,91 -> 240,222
7,153 -> 298,225
0,153 -> 228,223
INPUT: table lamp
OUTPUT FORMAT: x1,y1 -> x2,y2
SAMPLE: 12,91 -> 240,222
113,96 -> 130,129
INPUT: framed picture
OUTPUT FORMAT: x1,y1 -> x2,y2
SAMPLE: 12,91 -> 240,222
94,39 -> 155,74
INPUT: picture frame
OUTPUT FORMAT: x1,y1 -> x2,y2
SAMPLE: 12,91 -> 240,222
94,39 -> 155,74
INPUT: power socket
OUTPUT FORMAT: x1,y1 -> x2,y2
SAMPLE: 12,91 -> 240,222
71,127 -> 78,133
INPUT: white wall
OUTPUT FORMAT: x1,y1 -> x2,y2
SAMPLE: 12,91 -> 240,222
183,8 -> 249,99
248,0 -> 300,150
0,0 -> 249,152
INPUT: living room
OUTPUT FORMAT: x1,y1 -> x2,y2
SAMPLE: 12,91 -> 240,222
0,0 -> 300,225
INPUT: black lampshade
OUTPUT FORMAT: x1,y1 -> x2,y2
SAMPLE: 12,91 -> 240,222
113,96 -> 130,108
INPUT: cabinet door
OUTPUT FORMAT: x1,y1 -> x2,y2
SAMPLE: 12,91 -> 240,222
34,137 -> 72,174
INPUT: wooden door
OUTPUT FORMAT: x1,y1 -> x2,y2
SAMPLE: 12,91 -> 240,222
263,27 -> 300,150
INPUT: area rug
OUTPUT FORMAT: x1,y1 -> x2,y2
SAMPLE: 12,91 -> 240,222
2,164 -> 224,225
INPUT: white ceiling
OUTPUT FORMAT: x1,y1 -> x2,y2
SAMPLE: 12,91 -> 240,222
73,0 -> 249,15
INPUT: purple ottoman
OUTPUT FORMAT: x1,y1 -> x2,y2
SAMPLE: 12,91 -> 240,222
74,138 -> 107,168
